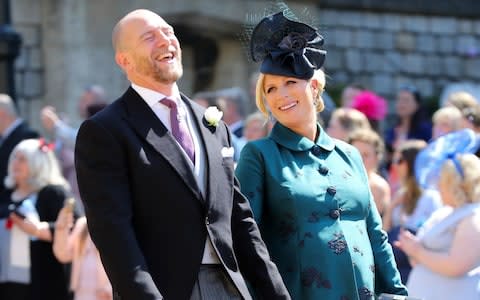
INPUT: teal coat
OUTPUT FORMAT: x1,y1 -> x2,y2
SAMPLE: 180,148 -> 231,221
235,123 -> 407,300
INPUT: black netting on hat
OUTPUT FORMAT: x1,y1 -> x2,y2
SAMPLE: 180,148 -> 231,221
248,10 -> 326,79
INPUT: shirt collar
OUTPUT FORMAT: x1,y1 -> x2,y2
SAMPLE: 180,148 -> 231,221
269,122 -> 335,152
131,83 -> 181,108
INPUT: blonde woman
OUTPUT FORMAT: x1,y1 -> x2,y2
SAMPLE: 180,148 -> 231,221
236,9 -> 406,299
326,107 -> 371,141
1,138 -> 70,300
395,153 -> 480,299
431,106 -> 463,139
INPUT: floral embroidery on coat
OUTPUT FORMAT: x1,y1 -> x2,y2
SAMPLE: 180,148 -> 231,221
328,233 -> 347,254
278,213 -> 297,242
358,287 -> 374,300
301,267 -> 332,289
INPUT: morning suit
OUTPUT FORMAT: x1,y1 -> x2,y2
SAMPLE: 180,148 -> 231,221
74,87 -> 289,300
0,121 -> 39,195
235,122 -> 407,299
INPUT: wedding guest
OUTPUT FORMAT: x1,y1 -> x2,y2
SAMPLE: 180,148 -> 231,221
236,9 -> 407,299
2,138 -> 70,300
395,153 -> 480,300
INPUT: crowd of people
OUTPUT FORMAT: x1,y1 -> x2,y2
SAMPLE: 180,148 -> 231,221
0,4 -> 479,300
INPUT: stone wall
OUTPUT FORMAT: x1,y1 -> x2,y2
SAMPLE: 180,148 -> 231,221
320,8 -> 480,106
9,0 -> 480,129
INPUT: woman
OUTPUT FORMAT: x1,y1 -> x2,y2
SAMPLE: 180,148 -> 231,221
384,85 -> 432,153
1,138 -> 70,300
326,107 -> 371,141
431,106 -> 462,139
395,154 -> 480,299
235,10 -> 407,299
383,140 -> 442,283
384,85 -> 432,195
54,205 -> 112,300
348,128 -> 391,219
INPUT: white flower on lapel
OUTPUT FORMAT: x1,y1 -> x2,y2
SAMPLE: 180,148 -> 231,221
204,106 -> 223,127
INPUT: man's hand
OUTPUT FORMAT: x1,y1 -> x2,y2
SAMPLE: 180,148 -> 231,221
41,106 -> 60,132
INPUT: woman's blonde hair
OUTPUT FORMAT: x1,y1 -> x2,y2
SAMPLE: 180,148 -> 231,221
255,69 -> 326,118
331,108 -> 371,133
439,153 -> 480,206
347,128 -> 385,163
4,139 -> 70,191
432,106 -> 463,131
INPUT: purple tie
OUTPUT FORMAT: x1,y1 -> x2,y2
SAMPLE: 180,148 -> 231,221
160,98 -> 195,163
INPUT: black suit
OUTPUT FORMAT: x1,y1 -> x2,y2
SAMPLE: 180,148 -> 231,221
75,87 -> 289,300
0,121 -> 39,194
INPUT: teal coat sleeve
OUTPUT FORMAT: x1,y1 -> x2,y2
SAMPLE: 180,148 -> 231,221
349,146 -> 408,296
235,140 -> 268,223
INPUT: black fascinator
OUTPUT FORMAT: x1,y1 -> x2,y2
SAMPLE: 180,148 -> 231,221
249,11 -> 326,80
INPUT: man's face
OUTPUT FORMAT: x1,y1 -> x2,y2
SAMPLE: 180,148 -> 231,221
121,12 -> 183,84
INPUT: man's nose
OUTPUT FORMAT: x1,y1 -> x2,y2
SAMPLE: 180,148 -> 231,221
155,31 -> 171,47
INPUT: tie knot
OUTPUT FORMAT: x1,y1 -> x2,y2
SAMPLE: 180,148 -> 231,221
160,97 -> 177,109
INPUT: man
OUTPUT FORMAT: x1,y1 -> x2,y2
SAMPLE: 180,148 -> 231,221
215,87 -> 248,138
75,9 -> 289,300
0,94 -> 39,196
40,84 -> 107,149
40,85 -> 107,207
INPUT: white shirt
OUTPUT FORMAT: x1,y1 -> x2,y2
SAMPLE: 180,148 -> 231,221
131,83 -> 219,264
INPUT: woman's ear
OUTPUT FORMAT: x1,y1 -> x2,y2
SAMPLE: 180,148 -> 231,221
310,79 -> 320,98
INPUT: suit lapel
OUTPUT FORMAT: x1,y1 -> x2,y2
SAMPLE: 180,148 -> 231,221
122,88 -> 202,201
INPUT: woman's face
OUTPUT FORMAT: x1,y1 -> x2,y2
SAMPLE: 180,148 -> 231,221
263,74 -> 317,130
351,140 -> 378,172
10,152 -> 30,185
395,90 -> 419,118
438,176 -> 455,207
432,118 -> 454,139
392,151 -> 407,179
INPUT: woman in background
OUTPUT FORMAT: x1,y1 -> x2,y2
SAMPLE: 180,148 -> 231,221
348,128 -> 391,219
326,107 -> 371,141
5,139 -> 70,300
395,153 -> 480,299
383,139 -> 443,283
54,204 -> 112,300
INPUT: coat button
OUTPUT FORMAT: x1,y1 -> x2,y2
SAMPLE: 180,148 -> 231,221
318,166 -> 329,175
327,186 -> 336,195
311,145 -> 322,156
329,209 -> 340,219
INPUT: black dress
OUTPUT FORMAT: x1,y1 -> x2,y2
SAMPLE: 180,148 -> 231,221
30,184 -> 70,300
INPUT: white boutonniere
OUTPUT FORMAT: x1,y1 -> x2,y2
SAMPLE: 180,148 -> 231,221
204,106 -> 223,127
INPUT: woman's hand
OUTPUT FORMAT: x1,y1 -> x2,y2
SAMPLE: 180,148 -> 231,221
9,212 -> 50,240
55,206 -> 74,231
394,228 -> 422,259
